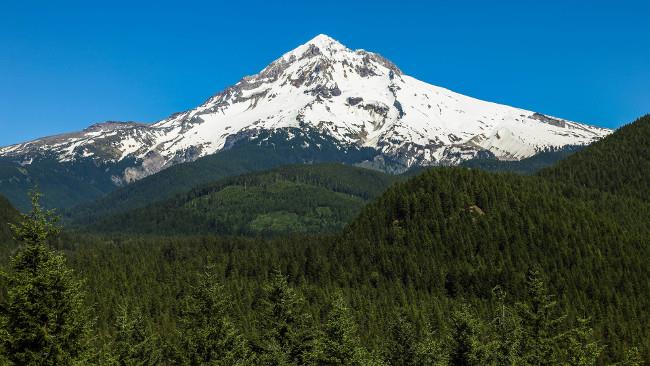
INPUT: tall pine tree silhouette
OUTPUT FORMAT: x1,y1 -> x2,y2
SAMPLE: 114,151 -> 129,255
0,191 -> 93,365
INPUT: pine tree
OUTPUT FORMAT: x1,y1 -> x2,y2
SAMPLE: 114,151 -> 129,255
0,191 -> 93,365
563,317 -> 604,366
447,304 -> 487,366
318,291 -> 384,365
384,311 -> 419,366
413,326 -> 448,366
516,267 -> 566,366
178,267 -> 253,366
257,270 -> 317,366
107,305 -> 162,366
487,285 -> 522,366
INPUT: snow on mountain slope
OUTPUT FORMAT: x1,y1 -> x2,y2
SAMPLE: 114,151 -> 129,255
0,34 -> 611,182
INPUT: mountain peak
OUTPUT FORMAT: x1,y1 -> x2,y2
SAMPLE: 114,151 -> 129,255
306,34 -> 342,48
282,34 -> 348,61
0,35 -> 612,183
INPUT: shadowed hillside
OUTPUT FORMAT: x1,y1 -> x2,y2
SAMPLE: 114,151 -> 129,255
0,194 -> 18,243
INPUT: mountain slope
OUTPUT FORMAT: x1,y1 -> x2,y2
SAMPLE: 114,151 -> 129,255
77,164 -> 397,236
0,194 -> 19,244
64,163 -> 650,362
65,130 -> 378,224
1,34 -> 610,206
0,155 -> 134,211
335,167 -> 650,360
460,145 -> 583,175
539,114 -> 650,201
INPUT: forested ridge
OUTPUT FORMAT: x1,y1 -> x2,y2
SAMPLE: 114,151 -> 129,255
540,114 -> 650,201
1,115 -> 649,365
338,168 -> 650,360
460,145 -> 584,175
77,164 -> 399,236
66,129 -> 378,225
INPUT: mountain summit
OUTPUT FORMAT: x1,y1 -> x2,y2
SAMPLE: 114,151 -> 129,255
0,34 -> 610,183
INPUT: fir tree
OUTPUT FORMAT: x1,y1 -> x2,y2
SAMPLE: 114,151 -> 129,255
447,304 -> 487,366
563,317 -> 604,366
384,311 -> 419,366
487,286 -> 522,366
0,191 -> 93,365
178,267 -> 253,366
107,305 -> 162,366
413,326 -> 448,366
318,291 -> 384,365
257,270 -> 317,366
516,267 -> 566,366
615,347 -> 644,366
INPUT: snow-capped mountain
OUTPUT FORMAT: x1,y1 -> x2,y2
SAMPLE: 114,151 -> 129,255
0,34 -> 611,183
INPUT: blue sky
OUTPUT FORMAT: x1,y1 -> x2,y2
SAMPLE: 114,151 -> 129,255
1,0 -> 648,146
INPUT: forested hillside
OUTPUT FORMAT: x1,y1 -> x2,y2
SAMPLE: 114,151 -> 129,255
51,166 -> 650,364
80,164 -> 398,236
0,156 -> 131,211
66,130 -> 377,225
460,145 -> 582,174
339,168 -> 650,359
540,114 -> 650,201
0,194 -> 18,243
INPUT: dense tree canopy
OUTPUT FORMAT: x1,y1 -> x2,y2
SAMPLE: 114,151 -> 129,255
78,164 -> 398,236
540,114 -> 650,202
461,145 -> 583,175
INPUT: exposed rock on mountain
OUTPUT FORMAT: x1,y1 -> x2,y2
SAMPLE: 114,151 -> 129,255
0,34 -> 610,184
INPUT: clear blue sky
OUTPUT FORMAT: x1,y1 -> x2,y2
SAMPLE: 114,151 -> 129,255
1,0 -> 648,146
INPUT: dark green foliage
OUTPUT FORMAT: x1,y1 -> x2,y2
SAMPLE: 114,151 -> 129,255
618,347 -> 644,366
516,268 -> 567,365
461,145 -> 583,175
0,195 -> 19,244
49,157 -> 649,363
18,225 -> 646,364
540,114 -> 650,202
256,271 -> 318,365
107,305 -> 163,366
0,192 -> 93,365
177,268 -> 253,366
487,286 -> 522,366
385,312 -> 419,366
319,291 -> 358,364
3,114 -> 650,364
0,155 -> 135,211
318,291 -> 381,365
564,318 -> 605,366
446,305 -> 488,366
412,332 -> 447,366
82,164 -> 397,236
338,166 -> 650,360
